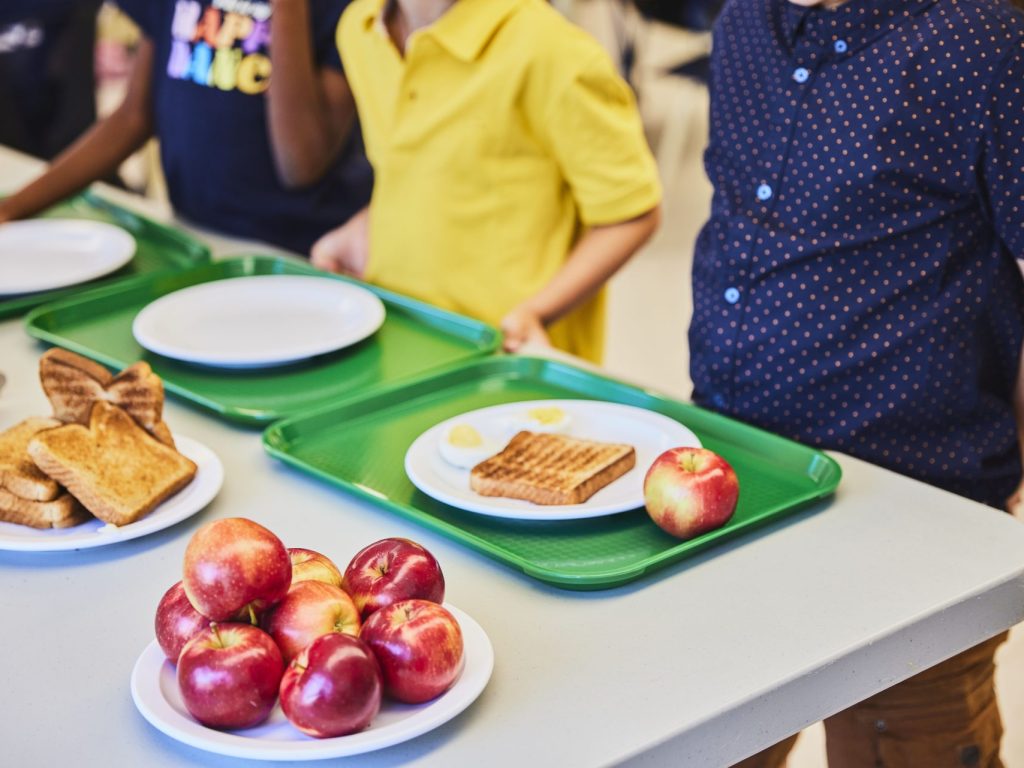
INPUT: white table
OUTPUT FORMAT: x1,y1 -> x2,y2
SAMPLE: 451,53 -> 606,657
2,146 -> 1023,767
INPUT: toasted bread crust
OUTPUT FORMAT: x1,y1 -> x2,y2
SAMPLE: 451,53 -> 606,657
27,401 -> 196,527
470,431 -> 636,505
0,488 -> 90,529
0,417 -> 63,501
39,349 -> 173,447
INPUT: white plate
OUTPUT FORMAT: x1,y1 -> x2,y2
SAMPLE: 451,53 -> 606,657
405,399 -> 701,520
0,219 -> 136,296
132,275 -> 386,369
0,435 -> 222,551
131,604 -> 494,761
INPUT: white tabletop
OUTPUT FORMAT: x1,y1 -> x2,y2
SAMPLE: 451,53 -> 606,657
2,146 -> 1024,767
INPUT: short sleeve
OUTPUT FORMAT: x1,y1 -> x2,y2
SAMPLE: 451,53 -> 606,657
981,43 -> 1024,262
540,51 -> 662,226
311,0 -> 352,72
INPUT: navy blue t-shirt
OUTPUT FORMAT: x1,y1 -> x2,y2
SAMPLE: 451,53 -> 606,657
691,0 -> 1024,507
115,0 -> 372,254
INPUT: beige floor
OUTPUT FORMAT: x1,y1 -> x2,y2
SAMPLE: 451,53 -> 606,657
594,14 -> 1024,767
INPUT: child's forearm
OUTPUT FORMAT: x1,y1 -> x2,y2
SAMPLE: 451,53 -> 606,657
0,41 -> 155,223
520,206 -> 661,323
267,0 -> 353,188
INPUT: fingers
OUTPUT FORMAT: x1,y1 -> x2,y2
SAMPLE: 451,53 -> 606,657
310,228 -> 347,273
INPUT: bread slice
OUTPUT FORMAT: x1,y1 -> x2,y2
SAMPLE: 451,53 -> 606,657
470,431 -> 636,505
39,348 -> 175,448
27,401 -> 197,527
0,417 -> 63,501
0,488 -> 90,529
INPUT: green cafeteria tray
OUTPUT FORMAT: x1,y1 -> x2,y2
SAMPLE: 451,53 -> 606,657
0,191 -> 210,320
24,256 -> 501,425
263,356 -> 842,590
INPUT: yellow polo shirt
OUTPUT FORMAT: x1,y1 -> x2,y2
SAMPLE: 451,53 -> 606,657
337,0 -> 661,362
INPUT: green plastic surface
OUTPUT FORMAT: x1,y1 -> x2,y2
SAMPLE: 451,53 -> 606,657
24,256 -> 501,426
263,356 -> 842,590
0,191 -> 210,319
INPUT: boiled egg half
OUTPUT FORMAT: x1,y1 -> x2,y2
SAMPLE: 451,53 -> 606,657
438,423 -> 500,469
506,405 -> 572,435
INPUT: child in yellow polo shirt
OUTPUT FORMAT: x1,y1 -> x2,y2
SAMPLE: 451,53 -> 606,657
310,0 -> 661,363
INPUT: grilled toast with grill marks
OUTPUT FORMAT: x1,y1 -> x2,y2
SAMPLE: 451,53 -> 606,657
27,401 -> 196,527
469,431 -> 636,505
0,487 -> 90,529
0,417 -> 63,501
39,348 -> 175,448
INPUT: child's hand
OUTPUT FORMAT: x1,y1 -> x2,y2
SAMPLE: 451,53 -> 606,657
500,304 -> 551,353
1008,481 -> 1024,521
310,208 -> 369,277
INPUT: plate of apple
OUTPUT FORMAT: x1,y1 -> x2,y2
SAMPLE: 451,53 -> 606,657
131,519 -> 494,760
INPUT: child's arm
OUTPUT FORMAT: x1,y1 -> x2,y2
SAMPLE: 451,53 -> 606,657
1010,340 -> 1024,518
501,206 -> 661,351
0,40 -> 155,223
266,0 -> 356,188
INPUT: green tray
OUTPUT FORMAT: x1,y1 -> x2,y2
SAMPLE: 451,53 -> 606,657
0,191 -> 210,320
263,356 -> 842,590
24,256 -> 501,426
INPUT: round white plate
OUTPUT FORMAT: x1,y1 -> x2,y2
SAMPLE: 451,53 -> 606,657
131,604 -> 494,761
0,435 -> 222,551
132,276 -> 386,369
405,399 -> 701,520
0,219 -> 136,296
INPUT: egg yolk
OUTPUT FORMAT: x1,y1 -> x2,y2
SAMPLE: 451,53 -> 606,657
527,407 -> 565,425
448,424 -> 483,447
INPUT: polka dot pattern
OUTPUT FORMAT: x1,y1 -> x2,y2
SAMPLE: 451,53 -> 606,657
690,0 -> 1024,505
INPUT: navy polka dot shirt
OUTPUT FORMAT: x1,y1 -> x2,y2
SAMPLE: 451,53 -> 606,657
689,0 -> 1024,507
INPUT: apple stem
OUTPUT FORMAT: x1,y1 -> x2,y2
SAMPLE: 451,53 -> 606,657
211,623 -> 222,647
247,604 -> 257,626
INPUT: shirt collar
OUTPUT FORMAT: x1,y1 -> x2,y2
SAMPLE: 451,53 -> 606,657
360,0 -> 525,61
777,0 -> 937,53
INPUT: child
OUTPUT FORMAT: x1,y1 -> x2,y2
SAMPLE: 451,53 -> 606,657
688,0 -> 1024,764
310,0 -> 662,362
0,0 -> 372,255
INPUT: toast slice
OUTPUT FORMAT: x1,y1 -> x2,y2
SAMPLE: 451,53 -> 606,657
27,401 -> 197,527
0,487 -> 90,529
39,348 -> 175,448
0,417 -> 63,501
469,431 -> 636,505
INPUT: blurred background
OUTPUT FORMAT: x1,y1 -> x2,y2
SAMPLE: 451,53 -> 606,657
0,1 -> 1020,764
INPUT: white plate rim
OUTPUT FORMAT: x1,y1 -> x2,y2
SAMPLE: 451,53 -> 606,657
131,275 -> 387,368
0,219 -> 137,296
130,603 -> 494,761
0,434 -> 222,552
404,399 -> 701,520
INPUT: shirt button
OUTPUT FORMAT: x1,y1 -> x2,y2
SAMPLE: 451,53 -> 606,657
756,183 -> 773,201
724,287 -> 741,304
834,39 -> 848,54
792,67 -> 810,83
712,393 -> 727,409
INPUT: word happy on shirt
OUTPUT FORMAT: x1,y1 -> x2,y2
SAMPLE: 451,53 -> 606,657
167,0 -> 271,94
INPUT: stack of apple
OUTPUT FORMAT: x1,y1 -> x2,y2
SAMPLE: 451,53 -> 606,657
154,518 -> 463,738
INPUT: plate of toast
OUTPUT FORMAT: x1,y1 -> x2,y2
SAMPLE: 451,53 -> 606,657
404,400 -> 701,520
0,349 -> 223,551
0,219 -> 136,296
130,603 -> 494,760
131,275 -> 386,368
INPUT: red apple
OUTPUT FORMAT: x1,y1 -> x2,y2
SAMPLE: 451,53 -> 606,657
643,447 -> 739,539
263,581 -> 362,663
155,581 -> 211,662
343,538 -> 445,618
288,547 -> 343,588
183,518 -> 292,621
177,623 -> 284,730
279,633 -> 383,738
359,599 -> 463,704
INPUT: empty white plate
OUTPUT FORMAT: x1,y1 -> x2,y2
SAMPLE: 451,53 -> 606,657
0,219 -> 136,296
132,275 -> 386,368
